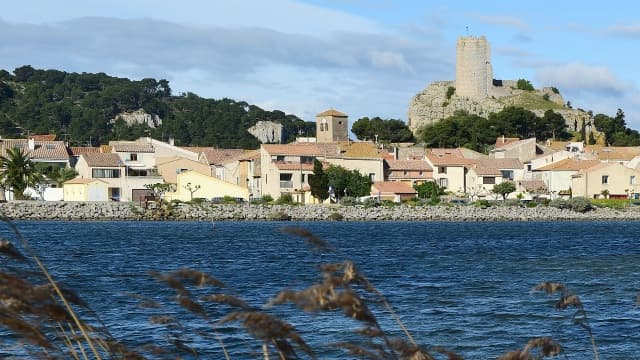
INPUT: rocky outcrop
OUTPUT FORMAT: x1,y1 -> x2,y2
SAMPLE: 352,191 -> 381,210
111,109 -> 162,128
407,81 -> 591,134
248,121 -> 283,144
1,201 -> 639,222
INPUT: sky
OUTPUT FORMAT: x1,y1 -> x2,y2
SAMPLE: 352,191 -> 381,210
1,0 -> 639,132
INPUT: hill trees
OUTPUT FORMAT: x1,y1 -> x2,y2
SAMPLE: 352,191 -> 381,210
351,117 -> 414,143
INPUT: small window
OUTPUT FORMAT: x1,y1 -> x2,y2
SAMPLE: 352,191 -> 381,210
631,176 -> 636,185
602,175 -> 609,184
438,166 -> 447,174
438,178 -> 448,188
403,171 -> 408,176
419,171 -> 423,176
483,177 -> 496,185
130,153 -> 138,161
500,170 -> 514,180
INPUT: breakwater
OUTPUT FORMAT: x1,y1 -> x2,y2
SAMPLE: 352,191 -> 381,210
1,201 -> 640,221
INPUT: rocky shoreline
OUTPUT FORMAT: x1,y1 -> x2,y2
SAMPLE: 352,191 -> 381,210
1,201 -> 640,222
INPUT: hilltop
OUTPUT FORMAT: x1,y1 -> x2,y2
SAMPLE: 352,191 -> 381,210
0,66 -> 315,148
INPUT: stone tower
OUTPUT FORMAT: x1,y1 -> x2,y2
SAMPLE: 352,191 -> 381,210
316,109 -> 349,143
455,36 -> 492,98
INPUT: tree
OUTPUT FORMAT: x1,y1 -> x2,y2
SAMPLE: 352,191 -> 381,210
183,182 -> 201,201
48,167 -> 78,187
492,182 -> 516,202
351,117 -> 415,143
516,79 -> 534,91
0,147 -> 43,200
308,159 -> 329,202
326,165 -> 372,200
414,181 -> 444,200
144,182 -> 175,201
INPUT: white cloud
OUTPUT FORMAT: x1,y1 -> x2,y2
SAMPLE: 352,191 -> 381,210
605,23 -> 640,38
494,46 -> 533,58
472,15 -> 529,31
535,62 -> 632,96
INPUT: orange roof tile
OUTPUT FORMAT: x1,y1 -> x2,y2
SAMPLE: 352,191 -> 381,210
262,143 -> 339,156
70,147 -> 102,156
31,134 -> 57,141
518,180 -> 547,192
494,137 -> 521,148
81,153 -> 124,167
386,160 -> 433,171
201,149 -> 248,165
535,158 -> 601,171
110,142 -> 155,153
1,139 -> 70,161
371,181 -> 417,194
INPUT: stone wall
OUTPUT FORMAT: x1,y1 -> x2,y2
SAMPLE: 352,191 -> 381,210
1,201 -> 639,222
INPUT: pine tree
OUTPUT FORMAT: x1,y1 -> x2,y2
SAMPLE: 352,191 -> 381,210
308,159 -> 328,202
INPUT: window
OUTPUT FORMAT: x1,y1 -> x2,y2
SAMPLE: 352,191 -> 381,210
419,171 -> 423,176
631,176 -> 636,185
500,170 -> 514,180
130,153 -> 138,161
483,177 -> 496,185
403,171 -> 408,176
300,156 -> 314,164
92,168 -> 121,178
280,173 -> 293,188
438,166 -> 447,174
369,173 -> 375,182
438,178 -> 448,188
602,175 -> 609,184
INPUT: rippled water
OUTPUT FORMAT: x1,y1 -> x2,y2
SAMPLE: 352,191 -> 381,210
3,221 -> 640,359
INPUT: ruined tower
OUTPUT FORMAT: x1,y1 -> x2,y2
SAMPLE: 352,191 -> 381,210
455,36 -> 492,98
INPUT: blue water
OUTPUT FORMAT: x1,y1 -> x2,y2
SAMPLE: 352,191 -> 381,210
2,221 -> 640,359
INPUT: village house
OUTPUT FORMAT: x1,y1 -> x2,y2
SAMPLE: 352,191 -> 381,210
571,162 -> 640,199
532,158 -> 601,199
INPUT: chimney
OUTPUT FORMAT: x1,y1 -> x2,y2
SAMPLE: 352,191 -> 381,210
28,138 -> 35,150
394,146 -> 399,160
169,137 -> 175,146
501,135 -> 505,144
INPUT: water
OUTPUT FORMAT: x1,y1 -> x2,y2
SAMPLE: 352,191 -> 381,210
2,221 -> 640,359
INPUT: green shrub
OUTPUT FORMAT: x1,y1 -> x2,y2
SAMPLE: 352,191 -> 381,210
261,194 -> 274,204
268,211 -> 291,221
542,93 -> 550,101
549,198 -> 569,209
362,197 -> 379,208
275,194 -> 295,205
446,86 -> 455,99
591,198 -> 628,209
222,195 -> 238,204
474,199 -> 491,208
551,86 -> 559,94
567,197 -> 594,213
505,199 -> 520,207
339,196 -> 358,206
526,201 -> 538,208
328,212 -> 344,221
516,79 -> 535,91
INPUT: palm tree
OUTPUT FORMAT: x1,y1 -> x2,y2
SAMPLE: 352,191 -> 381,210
0,147 -> 43,200
48,167 -> 78,187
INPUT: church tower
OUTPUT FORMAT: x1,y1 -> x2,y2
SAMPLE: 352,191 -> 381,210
316,109 -> 349,143
455,36 -> 493,98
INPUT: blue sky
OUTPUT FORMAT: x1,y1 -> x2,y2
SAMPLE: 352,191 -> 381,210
1,0 -> 639,131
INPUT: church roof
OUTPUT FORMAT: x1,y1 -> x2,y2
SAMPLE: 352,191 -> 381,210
316,109 -> 347,117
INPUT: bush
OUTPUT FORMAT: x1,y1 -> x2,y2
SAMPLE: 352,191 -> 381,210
516,78 -> 535,91
328,212 -> 344,221
474,199 -> 491,208
446,86 -> 455,99
505,199 -> 520,207
567,197 -> 593,213
261,194 -> 274,204
275,194 -> 295,205
267,211 -> 291,221
542,93 -> 550,101
362,197 -> 379,208
339,196 -> 358,206
549,198 -> 570,209
526,201 -> 538,208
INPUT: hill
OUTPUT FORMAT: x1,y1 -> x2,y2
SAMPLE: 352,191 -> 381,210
0,66 -> 315,148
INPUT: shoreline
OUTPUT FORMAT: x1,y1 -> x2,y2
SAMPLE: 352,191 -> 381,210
2,201 -> 640,222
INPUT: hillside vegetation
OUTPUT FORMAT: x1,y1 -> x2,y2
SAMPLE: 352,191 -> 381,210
0,66 -> 315,148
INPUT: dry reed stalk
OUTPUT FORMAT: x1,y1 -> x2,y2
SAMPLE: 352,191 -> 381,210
533,281 -> 599,360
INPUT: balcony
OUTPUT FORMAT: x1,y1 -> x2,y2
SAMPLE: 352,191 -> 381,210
280,181 -> 294,189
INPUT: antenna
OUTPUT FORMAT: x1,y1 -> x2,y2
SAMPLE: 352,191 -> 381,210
465,26 -> 469,34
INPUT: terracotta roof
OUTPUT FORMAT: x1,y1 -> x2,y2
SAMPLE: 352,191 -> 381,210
386,160 -> 433,171
31,134 -> 57,141
201,149 -> 248,165
535,158 -> 601,171
180,146 -> 211,154
0,139 -> 70,161
494,137 -> 521,148
470,165 -> 501,176
70,147 -> 102,156
64,177 -> 108,184
587,146 -> 640,161
110,142 -> 155,153
471,158 -> 523,169
81,153 -> 124,167
426,149 -> 474,166
338,142 -> 384,158
316,109 -> 347,117
262,143 -> 339,156
371,181 -> 417,194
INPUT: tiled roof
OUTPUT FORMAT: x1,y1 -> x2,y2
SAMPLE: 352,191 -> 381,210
471,158 -> 523,169
338,142 -> 384,158
494,137 -> 521,148
316,109 -> 347,117
386,160 -> 433,171
471,165 -> 501,176
70,147 -> 102,156
110,142 -> 155,153
202,149 -> 248,165
587,146 -> 640,161
81,153 -> 124,167
180,146 -> 211,154
371,181 -> 417,194
0,139 -> 70,161
262,143 -> 339,156
426,149 -> 474,166
31,134 -> 57,141
535,158 -> 601,171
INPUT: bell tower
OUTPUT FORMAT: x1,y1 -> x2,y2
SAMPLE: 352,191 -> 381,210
316,109 -> 349,143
